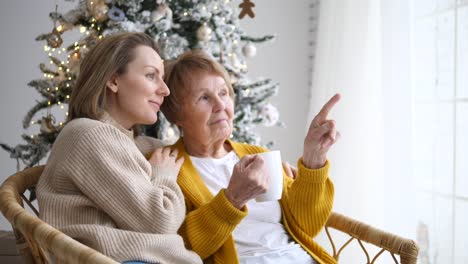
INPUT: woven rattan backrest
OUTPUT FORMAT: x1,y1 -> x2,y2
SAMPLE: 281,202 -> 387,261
0,166 -> 117,264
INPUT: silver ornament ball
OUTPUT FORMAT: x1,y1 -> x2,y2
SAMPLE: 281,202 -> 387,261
242,43 -> 257,58
196,24 -> 212,42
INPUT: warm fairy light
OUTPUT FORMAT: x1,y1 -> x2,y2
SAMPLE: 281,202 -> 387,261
214,5 -> 218,10
58,101 -> 61,105
83,45 -> 87,49
80,26 -> 86,33
66,95 -> 70,99
97,26 -> 101,31
99,35 -> 103,39
183,12 -> 188,16
74,42 -> 78,46
56,25 -> 63,32
66,60 -> 69,64
47,88 -> 50,91
59,122 -> 63,126
68,77 -> 72,80
55,87 -> 59,90
59,67 -> 63,71
86,31 -> 90,35
44,45 -> 49,51
91,23 -> 95,27
30,135 -> 34,139
50,60 -> 54,64
91,18 -> 96,22
48,52 -> 52,56
66,84 -> 70,87
62,48 -> 66,52
66,69 -> 70,72
228,53 -> 232,57
202,6 -> 206,10
90,1 -> 94,5
48,101 -> 51,105
58,50 -> 62,54
52,48 -> 56,52
60,105 -> 64,109
43,73 -> 47,77
31,121 -> 35,125
66,112 -> 69,116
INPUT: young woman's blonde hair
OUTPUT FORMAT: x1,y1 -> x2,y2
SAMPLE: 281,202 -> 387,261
161,49 -> 234,124
68,32 -> 159,121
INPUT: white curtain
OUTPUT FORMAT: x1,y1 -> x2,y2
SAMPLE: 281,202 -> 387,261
309,0 -> 416,250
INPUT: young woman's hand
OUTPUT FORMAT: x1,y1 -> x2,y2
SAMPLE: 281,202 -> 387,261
148,147 -> 184,181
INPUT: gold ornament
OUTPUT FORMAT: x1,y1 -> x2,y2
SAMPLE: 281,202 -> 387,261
46,28 -> 63,48
39,116 -> 57,134
86,0 -> 104,11
92,3 -> 109,23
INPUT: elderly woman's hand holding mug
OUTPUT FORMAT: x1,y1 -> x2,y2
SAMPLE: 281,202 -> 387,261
225,154 -> 269,209
302,93 -> 341,169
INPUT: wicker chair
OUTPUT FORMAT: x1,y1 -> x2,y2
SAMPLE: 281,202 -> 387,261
0,166 -> 419,264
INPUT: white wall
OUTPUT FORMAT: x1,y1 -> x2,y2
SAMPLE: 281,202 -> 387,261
0,0 -> 311,230
240,0 -> 311,164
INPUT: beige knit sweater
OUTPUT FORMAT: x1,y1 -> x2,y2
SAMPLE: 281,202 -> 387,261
37,114 -> 202,264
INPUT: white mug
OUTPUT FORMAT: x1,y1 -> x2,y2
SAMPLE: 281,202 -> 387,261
255,150 -> 283,202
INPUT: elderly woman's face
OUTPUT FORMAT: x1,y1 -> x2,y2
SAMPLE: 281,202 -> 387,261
177,72 -> 234,143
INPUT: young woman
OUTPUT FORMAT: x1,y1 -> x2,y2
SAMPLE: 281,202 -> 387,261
37,33 -> 202,264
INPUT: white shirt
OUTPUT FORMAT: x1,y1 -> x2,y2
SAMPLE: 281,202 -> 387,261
190,151 -> 316,264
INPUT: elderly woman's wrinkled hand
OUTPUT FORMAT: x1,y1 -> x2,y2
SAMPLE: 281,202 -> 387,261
148,147 -> 184,181
282,161 -> 297,179
302,93 -> 341,169
224,154 -> 270,209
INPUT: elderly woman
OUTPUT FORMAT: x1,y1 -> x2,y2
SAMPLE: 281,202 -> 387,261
162,50 -> 340,264
37,33 -> 202,264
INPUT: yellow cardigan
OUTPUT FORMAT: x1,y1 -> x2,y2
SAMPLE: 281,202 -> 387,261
173,139 -> 337,264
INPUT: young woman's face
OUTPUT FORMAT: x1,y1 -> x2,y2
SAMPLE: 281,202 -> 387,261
106,45 -> 169,129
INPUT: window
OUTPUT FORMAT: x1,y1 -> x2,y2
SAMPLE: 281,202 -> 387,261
412,0 -> 468,262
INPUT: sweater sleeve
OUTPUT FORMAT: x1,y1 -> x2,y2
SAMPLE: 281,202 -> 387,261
280,158 -> 334,238
63,124 -> 186,234
180,189 -> 247,259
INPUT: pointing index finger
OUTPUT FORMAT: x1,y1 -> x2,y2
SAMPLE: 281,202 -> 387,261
315,93 -> 341,123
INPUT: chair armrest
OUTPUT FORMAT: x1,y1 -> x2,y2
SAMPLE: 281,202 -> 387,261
0,167 -> 119,264
325,212 -> 419,264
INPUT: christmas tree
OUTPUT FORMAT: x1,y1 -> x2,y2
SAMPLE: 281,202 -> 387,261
1,0 -> 282,170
